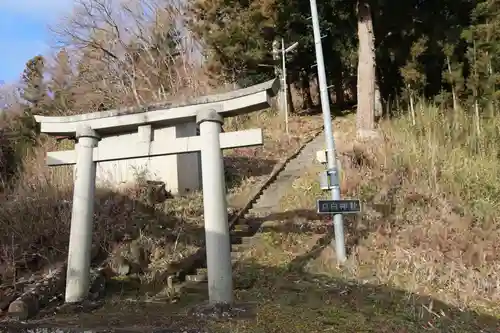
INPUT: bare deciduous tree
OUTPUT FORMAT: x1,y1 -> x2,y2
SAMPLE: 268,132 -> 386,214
48,0 -> 210,114
0,83 -> 22,114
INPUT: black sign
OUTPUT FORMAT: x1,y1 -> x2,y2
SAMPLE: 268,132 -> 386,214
316,199 -> 361,214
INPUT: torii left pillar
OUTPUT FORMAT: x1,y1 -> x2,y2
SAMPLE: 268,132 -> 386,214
65,125 -> 100,303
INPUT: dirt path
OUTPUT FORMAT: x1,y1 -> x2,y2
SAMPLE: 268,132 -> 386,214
249,132 -> 326,217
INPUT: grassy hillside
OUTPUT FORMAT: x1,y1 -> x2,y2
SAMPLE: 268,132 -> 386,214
205,105 -> 500,332
1,103 -> 499,332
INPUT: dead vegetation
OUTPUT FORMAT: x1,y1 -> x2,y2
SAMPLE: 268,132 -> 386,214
0,0 -> 324,313
2,0 -> 498,331
45,0 -> 226,115
0,0 -> 325,312
0,103 -> 323,320
207,109 -> 500,332
3,98 -> 500,331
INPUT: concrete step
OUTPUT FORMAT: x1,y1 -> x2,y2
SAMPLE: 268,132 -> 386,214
231,243 -> 247,252
185,273 -> 207,283
232,224 -> 251,233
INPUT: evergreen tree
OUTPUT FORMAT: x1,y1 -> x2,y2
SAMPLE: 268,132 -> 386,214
20,55 -> 47,114
400,36 -> 428,124
462,0 -> 500,113
48,49 -> 75,115
189,0 -> 277,86
16,55 -> 48,148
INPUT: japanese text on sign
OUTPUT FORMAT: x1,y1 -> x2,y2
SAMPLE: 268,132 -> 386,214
316,199 -> 361,214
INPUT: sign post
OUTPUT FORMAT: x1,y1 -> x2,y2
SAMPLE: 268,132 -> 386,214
308,0 -> 347,263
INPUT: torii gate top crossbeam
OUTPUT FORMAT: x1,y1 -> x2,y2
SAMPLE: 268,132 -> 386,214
34,79 -> 280,136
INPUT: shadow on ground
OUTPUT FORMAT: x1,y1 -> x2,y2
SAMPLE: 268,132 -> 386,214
226,258 -> 500,333
12,249 -> 500,333
225,208 -> 500,332
239,209 -> 362,251
4,203 -> 499,332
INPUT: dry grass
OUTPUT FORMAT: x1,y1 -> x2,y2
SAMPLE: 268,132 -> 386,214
0,178 -> 206,284
311,109 -> 500,313
0,107 -> 323,309
0,144 -> 198,289
7,98 -> 499,332
205,107 -> 500,332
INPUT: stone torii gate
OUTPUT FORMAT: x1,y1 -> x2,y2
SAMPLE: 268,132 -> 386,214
37,79 -> 279,195
35,79 -> 279,305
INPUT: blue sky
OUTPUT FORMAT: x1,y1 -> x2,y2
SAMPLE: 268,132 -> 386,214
0,0 -> 73,83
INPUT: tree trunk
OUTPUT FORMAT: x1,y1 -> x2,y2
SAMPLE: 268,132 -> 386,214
347,75 -> 357,103
334,73 -> 344,108
331,54 -> 345,108
300,72 -> 314,111
286,81 -> 295,114
356,0 -> 377,138
316,75 -> 321,105
374,77 -> 383,118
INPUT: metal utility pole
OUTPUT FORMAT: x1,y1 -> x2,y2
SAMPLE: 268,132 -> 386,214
281,39 -> 299,135
309,0 -> 347,262
272,39 -> 282,114
282,38 -> 289,135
